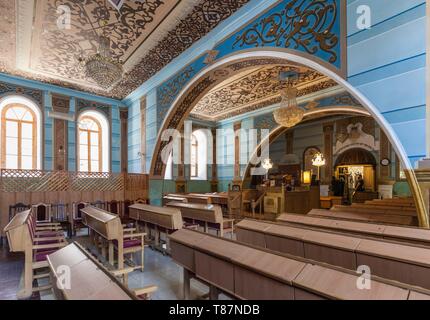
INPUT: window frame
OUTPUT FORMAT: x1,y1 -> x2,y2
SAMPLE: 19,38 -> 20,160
190,134 -> 198,178
77,115 -> 102,173
1,103 -> 37,169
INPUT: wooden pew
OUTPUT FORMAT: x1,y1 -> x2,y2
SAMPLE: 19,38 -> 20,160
332,204 -> 416,216
80,206 -> 145,271
162,195 -> 187,206
309,208 -> 415,226
47,242 -> 157,300
3,209 -> 66,298
236,219 -> 430,289
48,242 -> 136,300
277,213 -> 430,246
165,193 -> 212,204
129,203 -> 183,253
166,202 -> 234,238
169,228 -> 430,300
365,200 -> 415,209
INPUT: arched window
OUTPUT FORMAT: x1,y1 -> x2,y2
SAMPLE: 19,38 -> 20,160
77,111 -> 109,172
1,103 -> 38,169
78,116 -> 102,172
190,134 -> 198,178
190,130 -> 208,180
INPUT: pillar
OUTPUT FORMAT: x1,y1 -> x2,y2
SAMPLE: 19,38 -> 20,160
51,94 -> 70,171
323,123 -> 334,184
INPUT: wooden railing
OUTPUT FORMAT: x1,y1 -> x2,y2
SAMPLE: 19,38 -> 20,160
0,169 -> 148,235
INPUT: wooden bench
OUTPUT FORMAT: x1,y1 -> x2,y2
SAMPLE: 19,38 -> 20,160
47,242 -> 157,300
81,206 -> 145,271
332,205 -> 417,217
169,228 -> 430,300
236,219 -> 430,289
371,198 -> 415,205
129,203 -> 183,253
365,200 -> 416,208
320,196 -> 342,209
166,201 -> 234,237
3,209 -> 66,298
162,195 -> 187,206
165,193 -> 212,204
277,213 -> 430,246
309,208 -> 415,226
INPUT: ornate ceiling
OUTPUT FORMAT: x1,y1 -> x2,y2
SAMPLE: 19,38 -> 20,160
0,0 -> 250,99
190,65 -> 338,121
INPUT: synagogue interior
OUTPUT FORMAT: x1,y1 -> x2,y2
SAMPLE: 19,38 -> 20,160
1,0 -> 430,302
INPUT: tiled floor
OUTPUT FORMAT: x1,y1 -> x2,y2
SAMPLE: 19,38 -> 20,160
0,233 -> 231,300
0,246 -> 24,300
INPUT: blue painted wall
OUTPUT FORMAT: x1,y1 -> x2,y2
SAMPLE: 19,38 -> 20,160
0,73 -> 124,172
346,0 -> 426,166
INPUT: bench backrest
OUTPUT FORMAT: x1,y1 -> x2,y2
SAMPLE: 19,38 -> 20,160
166,201 -> 224,224
80,206 -> 122,240
169,228 -> 429,300
47,242 -> 135,300
3,209 -> 32,252
129,203 -> 183,230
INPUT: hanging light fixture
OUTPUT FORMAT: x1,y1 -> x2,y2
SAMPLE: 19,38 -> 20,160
79,3 -> 123,89
83,35 -> 123,89
273,72 -> 304,128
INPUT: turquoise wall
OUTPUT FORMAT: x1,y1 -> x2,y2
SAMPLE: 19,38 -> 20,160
0,73 -> 124,172
346,0 -> 426,166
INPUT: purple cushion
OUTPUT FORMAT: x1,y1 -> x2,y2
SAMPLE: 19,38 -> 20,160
113,239 -> 142,248
37,231 -> 61,237
34,250 -> 56,262
34,239 -> 60,245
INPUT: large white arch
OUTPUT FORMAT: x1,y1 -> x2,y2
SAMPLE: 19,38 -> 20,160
77,110 -> 110,173
0,95 -> 42,169
150,49 -> 428,228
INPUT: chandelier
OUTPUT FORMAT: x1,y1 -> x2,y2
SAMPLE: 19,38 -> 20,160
273,79 -> 304,128
82,36 -> 123,89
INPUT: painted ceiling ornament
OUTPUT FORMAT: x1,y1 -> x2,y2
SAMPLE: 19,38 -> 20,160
334,122 -> 380,155
233,0 -> 338,64
204,50 -> 220,65
273,72 -> 304,128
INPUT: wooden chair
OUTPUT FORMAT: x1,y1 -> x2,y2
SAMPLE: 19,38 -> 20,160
227,184 -> 242,218
9,203 -> 30,221
109,200 -> 120,215
91,200 -> 107,210
32,203 -> 52,222
51,203 -> 68,222
3,209 -> 66,298
72,202 -> 89,235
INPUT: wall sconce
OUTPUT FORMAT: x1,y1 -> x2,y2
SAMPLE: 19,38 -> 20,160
302,170 -> 311,185
312,152 -> 326,181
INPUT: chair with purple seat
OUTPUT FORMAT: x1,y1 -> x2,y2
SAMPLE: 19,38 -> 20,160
3,209 -> 66,299
72,201 -> 89,235
80,206 -> 146,272
32,203 -> 52,223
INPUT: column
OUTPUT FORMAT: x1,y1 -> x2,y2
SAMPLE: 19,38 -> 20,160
323,123 -> 334,184
51,94 -> 70,171
379,129 -> 391,180
140,97 -> 146,173
120,108 -> 128,173
211,128 -> 218,192
233,121 -> 241,183
285,130 -> 294,155
176,125 -> 186,193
